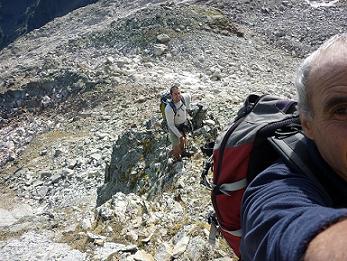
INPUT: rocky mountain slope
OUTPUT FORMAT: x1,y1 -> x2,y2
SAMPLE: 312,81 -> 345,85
0,0 -> 345,260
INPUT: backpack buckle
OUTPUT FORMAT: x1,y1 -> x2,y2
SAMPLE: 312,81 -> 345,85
200,156 -> 213,190
274,124 -> 301,139
207,212 -> 220,246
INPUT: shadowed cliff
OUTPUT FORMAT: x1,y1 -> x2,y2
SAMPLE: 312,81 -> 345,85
0,0 -> 98,49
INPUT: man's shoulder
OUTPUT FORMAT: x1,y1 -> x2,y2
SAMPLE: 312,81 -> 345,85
181,93 -> 191,101
259,160 -> 294,177
181,93 -> 191,108
248,160 -> 302,188
165,102 -> 175,112
246,158 -> 329,200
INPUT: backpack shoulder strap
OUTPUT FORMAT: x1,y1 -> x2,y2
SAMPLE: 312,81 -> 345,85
268,133 -> 311,174
169,97 -> 186,115
168,101 -> 177,115
268,133 -> 326,192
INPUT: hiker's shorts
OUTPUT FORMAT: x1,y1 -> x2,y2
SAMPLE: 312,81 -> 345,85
168,129 -> 180,146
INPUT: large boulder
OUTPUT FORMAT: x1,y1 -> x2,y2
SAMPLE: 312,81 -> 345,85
97,106 -> 220,206
97,123 -> 177,206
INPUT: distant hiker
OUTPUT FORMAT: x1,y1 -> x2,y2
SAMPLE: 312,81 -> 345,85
165,85 -> 192,161
241,33 -> 347,260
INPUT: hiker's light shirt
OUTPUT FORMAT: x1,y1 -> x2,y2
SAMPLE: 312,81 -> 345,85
165,93 -> 191,138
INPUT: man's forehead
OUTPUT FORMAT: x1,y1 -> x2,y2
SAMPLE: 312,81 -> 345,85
310,59 -> 347,80
311,41 -> 347,70
308,43 -> 347,90
308,51 -> 347,112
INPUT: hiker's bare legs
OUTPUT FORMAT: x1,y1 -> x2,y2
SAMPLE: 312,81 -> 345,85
180,136 -> 187,153
171,144 -> 181,160
170,136 -> 186,160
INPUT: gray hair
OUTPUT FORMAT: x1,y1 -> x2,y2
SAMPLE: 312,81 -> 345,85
295,33 -> 347,117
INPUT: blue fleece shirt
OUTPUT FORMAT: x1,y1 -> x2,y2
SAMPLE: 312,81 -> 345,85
240,138 -> 347,261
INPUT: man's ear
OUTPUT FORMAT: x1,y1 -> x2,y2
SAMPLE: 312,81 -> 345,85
300,114 -> 314,140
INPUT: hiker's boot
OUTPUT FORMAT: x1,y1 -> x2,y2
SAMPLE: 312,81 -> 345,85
181,150 -> 194,158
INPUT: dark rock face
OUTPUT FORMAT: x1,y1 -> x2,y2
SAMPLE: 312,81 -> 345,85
0,0 -> 98,49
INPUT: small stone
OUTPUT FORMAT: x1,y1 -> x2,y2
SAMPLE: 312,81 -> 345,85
126,230 -> 139,241
274,30 -> 285,37
172,235 -> 190,258
152,44 -> 168,56
61,168 -> 74,177
155,242 -> 173,261
32,180 -> 44,187
36,186 -> 49,197
50,173 -> 62,184
90,153 -> 102,161
105,56 -> 115,64
133,250 -> 155,261
39,149 -> 48,156
87,232 -> 106,241
67,160 -> 77,169
156,34 -> 171,44
39,170 -> 52,179
53,149 -> 64,158
116,57 -> 131,68
203,119 -> 216,127
81,218 -> 92,230
41,95 -> 51,108
98,207 -> 113,220
94,239 -> 105,246
106,226 -> 113,233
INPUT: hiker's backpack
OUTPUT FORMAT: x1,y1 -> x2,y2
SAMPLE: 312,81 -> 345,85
200,94 -> 312,258
160,91 -> 186,124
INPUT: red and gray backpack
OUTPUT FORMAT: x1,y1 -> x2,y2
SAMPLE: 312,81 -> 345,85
201,94 -> 312,258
